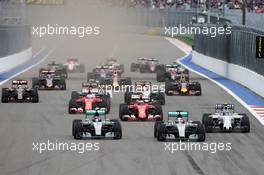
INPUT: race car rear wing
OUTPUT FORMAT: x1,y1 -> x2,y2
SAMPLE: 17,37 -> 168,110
147,58 -> 158,62
131,93 -> 149,101
215,104 -> 235,111
40,70 -> 56,74
165,64 -> 180,69
67,58 -> 78,62
85,109 -> 106,120
168,111 -> 189,121
86,109 -> 106,115
12,80 -> 28,86
134,81 -> 151,87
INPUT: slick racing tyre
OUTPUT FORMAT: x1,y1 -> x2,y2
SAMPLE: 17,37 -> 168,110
193,121 -> 206,141
124,92 -> 132,104
153,104 -> 163,120
68,99 -> 81,114
120,64 -> 125,73
71,91 -> 79,100
73,120 -> 83,139
139,65 -> 146,73
156,70 -> 165,82
87,72 -> 95,81
154,121 -> 162,138
72,119 -> 82,136
1,88 -> 9,103
60,80 -> 67,90
32,78 -> 39,89
31,88 -> 39,103
203,114 -> 213,133
119,104 -> 129,121
240,114 -> 250,133
157,92 -> 165,105
130,63 -> 137,72
99,99 -> 110,113
157,123 -> 166,141
112,119 -> 122,139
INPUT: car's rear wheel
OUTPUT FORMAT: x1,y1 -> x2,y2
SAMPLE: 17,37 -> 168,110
154,121 -> 162,138
1,88 -> 9,103
73,120 -> 83,139
72,119 -> 82,136
31,88 -> 39,103
119,104 -> 129,121
130,63 -> 137,72
193,121 -> 206,141
240,114 -> 250,133
203,114 -> 213,133
156,70 -> 165,82
157,123 -> 166,141
157,92 -> 165,105
113,120 -> 122,139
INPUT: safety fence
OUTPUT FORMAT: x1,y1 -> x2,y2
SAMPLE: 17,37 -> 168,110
0,0 -> 30,58
0,25 -> 31,58
194,25 -> 264,76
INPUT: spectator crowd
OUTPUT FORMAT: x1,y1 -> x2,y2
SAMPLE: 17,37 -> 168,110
100,0 -> 264,12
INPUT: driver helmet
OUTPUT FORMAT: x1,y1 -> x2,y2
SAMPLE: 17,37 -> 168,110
179,118 -> 185,124
86,94 -> 94,99
17,84 -> 23,89
92,112 -> 101,122
222,106 -> 229,115
137,100 -> 145,105
47,73 -> 52,78
177,114 -> 185,123
180,76 -> 186,83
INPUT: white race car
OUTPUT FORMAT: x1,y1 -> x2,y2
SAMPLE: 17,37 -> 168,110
203,104 -> 250,132
64,58 -> 85,73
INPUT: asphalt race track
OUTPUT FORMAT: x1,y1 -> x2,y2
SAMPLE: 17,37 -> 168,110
1,1 -> 264,175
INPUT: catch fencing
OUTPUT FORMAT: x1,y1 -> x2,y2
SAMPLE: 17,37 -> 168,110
194,25 -> 264,75
0,0 -> 30,58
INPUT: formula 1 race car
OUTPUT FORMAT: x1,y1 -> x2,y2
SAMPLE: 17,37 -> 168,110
81,81 -> 102,94
119,97 -> 163,121
203,104 -> 250,133
32,69 -> 66,90
165,76 -> 201,96
101,58 -> 124,73
1,80 -> 39,103
124,81 -> 165,105
99,69 -> 132,88
156,64 -> 189,82
72,109 -> 122,139
69,92 -> 111,114
46,61 -> 68,78
63,58 -> 85,73
130,58 -> 163,73
154,111 -> 205,141
87,65 -> 113,82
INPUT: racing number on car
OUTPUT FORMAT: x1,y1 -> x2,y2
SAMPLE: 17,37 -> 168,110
256,36 -> 264,59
